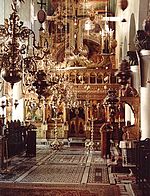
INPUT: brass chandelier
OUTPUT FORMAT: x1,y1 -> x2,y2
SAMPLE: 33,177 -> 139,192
0,0 -> 50,88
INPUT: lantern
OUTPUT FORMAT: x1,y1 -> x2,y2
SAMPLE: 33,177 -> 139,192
120,0 -> 128,11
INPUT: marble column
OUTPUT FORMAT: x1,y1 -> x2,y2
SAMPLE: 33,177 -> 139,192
139,50 -> 150,139
131,65 -> 140,93
141,84 -> 150,139
139,50 -> 150,87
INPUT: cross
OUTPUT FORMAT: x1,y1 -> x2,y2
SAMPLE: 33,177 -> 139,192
37,0 -> 46,9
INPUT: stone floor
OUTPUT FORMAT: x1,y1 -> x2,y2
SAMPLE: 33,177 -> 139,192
0,145 -> 140,196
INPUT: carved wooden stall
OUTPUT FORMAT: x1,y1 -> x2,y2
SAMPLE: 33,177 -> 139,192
5,121 -> 27,157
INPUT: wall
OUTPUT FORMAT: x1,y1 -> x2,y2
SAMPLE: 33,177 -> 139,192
0,0 -> 37,29
115,0 -> 141,64
138,0 -> 150,29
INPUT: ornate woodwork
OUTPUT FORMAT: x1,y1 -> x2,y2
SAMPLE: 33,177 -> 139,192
22,1 -> 140,150
22,28 -> 141,155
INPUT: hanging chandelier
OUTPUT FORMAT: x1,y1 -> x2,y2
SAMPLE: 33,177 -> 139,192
0,0 -> 50,88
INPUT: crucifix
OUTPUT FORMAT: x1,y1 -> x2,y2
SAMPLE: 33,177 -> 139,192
37,0 -> 46,9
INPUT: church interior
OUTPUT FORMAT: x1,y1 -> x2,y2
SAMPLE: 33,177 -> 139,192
0,0 -> 150,195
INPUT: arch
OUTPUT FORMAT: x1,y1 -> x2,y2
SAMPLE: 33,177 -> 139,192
69,72 -> 76,83
83,73 -> 89,84
90,72 -> 96,83
97,73 -> 103,83
76,73 -> 81,84
103,73 -> 110,83
63,73 -> 69,81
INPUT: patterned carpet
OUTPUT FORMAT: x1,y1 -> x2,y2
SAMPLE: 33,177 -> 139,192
91,153 -> 106,165
0,146 -> 137,195
87,165 -> 109,183
20,149 -> 108,183
46,154 -> 88,165
0,148 -> 52,182
21,164 -> 85,183
0,147 -> 109,184
0,164 -> 32,182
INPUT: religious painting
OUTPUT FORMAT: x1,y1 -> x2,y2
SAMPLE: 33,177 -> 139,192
25,99 -> 43,123
69,107 -> 85,137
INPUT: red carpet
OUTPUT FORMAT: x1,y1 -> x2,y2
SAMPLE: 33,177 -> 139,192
0,182 -> 120,196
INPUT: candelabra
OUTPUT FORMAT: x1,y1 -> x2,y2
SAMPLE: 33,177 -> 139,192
50,103 -> 63,150
49,76 -> 77,149
85,116 -> 97,152
84,99 -> 98,152
51,116 -> 63,150
49,82 -> 66,150
0,101 -> 6,135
